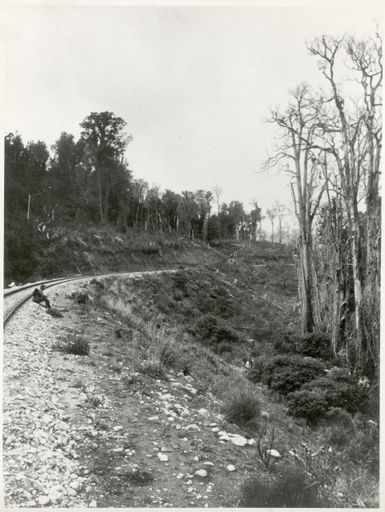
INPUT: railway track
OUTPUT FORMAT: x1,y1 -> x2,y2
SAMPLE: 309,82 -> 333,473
3,276 -> 90,326
3,269 -> 178,326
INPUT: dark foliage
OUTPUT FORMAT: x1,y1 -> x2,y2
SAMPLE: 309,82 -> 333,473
55,336 -> 90,356
275,331 -> 332,360
287,389 -> 330,424
239,466 -> 320,507
287,371 -> 369,422
247,354 -> 325,395
221,391 -> 260,428
300,373 -> 368,413
194,314 -> 240,347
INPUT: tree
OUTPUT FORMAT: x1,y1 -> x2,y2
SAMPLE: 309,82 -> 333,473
195,190 -> 213,242
266,208 -> 276,243
162,189 -> 181,233
213,185 -> 223,214
266,84 -> 326,333
177,191 -> 199,238
49,132 -> 83,220
249,200 -> 263,242
272,201 -> 287,244
228,201 -> 245,240
308,33 -> 382,375
80,112 -> 132,223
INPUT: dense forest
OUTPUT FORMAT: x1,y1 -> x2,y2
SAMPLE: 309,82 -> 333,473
4,32 -> 381,381
4,113 -> 264,242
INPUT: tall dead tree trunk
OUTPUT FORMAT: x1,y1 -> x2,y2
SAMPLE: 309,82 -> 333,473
267,84 -> 325,334
309,33 -> 382,375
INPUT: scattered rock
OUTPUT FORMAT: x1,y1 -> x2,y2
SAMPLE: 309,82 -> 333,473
38,495 -> 51,506
266,449 -> 281,458
183,424 -> 200,431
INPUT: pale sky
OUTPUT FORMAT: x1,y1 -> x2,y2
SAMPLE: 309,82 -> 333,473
3,2 -> 383,219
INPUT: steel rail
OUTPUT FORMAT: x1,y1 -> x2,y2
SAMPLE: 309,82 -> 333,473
3,268 -> 177,327
3,276 -> 90,326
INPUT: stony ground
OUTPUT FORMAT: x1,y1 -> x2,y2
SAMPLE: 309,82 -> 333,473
3,277 -> 266,508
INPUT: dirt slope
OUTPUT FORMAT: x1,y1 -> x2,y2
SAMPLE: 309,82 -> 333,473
4,273 -> 296,508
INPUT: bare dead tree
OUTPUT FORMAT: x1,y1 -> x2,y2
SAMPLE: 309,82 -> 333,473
265,84 -> 327,333
308,32 -> 382,375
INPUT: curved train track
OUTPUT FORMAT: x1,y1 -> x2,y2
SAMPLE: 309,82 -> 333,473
3,276 -> 91,326
3,269 -> 177,327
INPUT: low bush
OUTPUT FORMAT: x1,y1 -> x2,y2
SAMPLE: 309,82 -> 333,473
221,385 -> 260,428
194,314 -> 218,339
287,388 -> 329,423
247,354 -> 325,395
194,314 -> 240,348
323,407 -> 355,430
301,373 -> 368,414
172,271 -> 188,293
287,372 -> 368,422
239,466 -> 319,507
54,336 -> 90,356
275,331 -> 332,360
139,360 -> 168,380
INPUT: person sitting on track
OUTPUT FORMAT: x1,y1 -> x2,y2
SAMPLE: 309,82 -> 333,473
32,284 -> 51,309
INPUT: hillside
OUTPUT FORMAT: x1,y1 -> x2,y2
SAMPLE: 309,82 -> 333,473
5,223 -> 220,285
3,239 -> 378,507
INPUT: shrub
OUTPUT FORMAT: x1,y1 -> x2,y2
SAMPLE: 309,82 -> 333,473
172,271 -> 188,293
275,332 -> 332,360
215,325 -> 239,344
195,314 -> 218,340
287,388 -> 329,423
239,466 -> 319,507
194,314 -> 240,347
125,468 -> 154,486
221,386 -> 260,428
288,373 -> 368,422
323,407 -> 354,430
54,336 -> 90,356
139,360 -> 167,380
295,332 -> 332,360
301,374 -> 368,414
247,354 -> 325,395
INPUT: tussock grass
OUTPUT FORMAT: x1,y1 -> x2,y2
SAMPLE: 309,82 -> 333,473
221,383 -> 261,428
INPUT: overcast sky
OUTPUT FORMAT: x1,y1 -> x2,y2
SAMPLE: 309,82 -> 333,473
3,2 -> 382,220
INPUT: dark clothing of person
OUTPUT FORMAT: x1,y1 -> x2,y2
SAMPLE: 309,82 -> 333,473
32,288 -> 51,309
